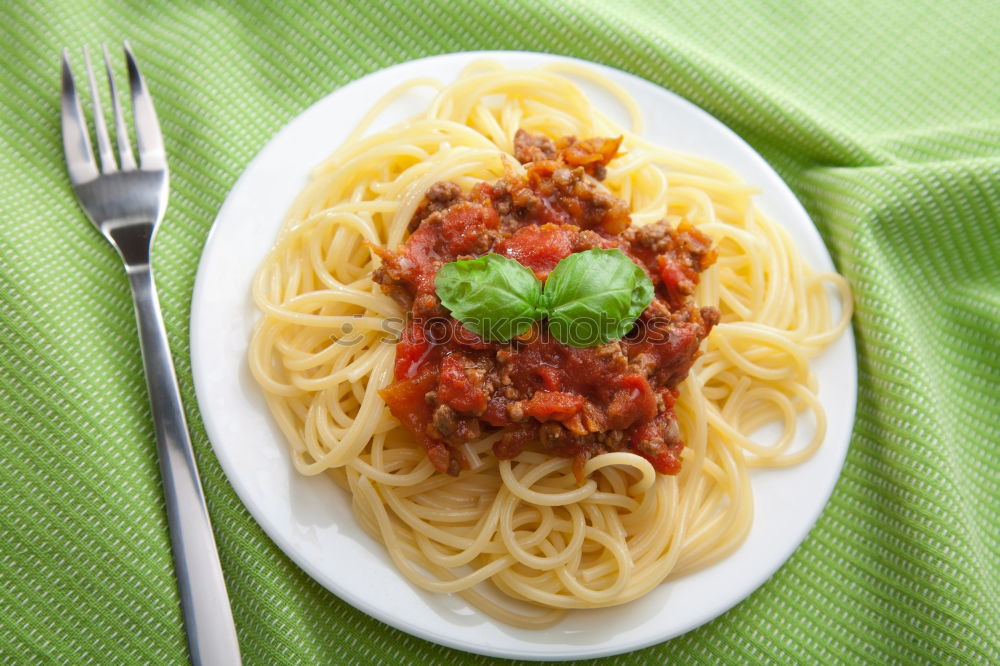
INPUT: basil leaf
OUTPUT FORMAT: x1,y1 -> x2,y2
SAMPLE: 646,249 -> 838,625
434,254 -> 545,341
544,248 -> 654,347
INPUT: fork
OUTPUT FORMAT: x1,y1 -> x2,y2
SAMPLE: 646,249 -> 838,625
61,43 -> 241,665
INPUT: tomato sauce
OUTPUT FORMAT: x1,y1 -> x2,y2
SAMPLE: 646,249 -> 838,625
374,130 -> 719,478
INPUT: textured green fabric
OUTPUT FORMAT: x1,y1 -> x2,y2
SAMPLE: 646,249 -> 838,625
1,0 -> 998,663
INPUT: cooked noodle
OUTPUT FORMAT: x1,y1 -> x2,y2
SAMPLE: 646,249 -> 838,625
248,61 -> 852,627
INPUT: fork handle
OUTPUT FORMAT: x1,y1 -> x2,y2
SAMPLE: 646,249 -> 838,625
127,265 -> 242,666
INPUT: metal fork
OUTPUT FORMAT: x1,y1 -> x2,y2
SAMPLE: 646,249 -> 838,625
61,43 -> 241,666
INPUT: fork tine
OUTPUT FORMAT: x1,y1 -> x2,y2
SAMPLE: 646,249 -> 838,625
123,42 -> 166,171
104,44 -> 136,170
83,46 -> 117,173
60,49 -> 99,185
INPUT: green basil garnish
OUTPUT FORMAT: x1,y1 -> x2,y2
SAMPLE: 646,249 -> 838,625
434,253 -> 545,341
544,249 -> 654,347
433,248 -> 653,347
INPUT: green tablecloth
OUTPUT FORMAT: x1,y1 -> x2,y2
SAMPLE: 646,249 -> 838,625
2,1 -> 997,663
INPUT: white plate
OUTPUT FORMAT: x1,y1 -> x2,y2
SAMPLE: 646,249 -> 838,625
191,51 -> 857,660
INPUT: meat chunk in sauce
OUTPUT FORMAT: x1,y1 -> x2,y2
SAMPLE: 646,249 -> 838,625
513,128 -> 557,164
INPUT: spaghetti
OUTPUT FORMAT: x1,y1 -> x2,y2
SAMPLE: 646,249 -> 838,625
248,61 -> 852,627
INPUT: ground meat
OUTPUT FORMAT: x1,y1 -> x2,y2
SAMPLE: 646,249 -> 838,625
592,341 -> 627,367
409,181 -> 466,231
538,422 -> 572,451
624,220 -> 675,254
410,294 -> 442,320
624,219 -> 717,267
596,428 -> 626,449
512,185 -> 540,215
700,306 -> 721,330
623,220 -> 718,309
514,128 -> 558,163
532,163 -> 631,233
506,401 -> 526,422
371,264 -> 412,309
556,135 -> 622,180
432,404 -> 459,437
571,229 -> 610,252
430,402 -> 482,442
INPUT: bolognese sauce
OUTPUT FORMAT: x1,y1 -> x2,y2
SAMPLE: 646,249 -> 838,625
373,130 -> 719,480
